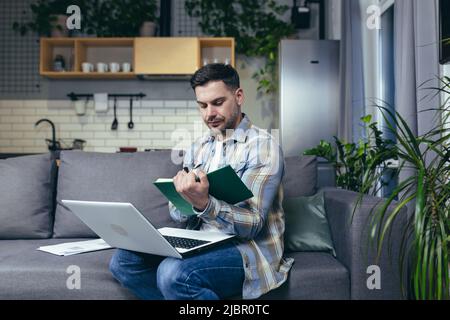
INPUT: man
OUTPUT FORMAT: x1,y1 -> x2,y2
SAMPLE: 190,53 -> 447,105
109,63 -> 293,300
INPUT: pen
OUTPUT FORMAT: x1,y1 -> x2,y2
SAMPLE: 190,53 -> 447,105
184,166 -> 201,182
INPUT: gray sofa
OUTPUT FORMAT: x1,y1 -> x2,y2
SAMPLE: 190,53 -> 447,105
0,150 -> 407,300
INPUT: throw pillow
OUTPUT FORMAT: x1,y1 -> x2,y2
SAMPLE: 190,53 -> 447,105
282,156 -> 317,198
283,191 -> 336,256
0,154 -> 54,239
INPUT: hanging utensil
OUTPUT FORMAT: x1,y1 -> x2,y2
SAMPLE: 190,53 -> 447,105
128,97 -> 134,129
111,97 -> 118,130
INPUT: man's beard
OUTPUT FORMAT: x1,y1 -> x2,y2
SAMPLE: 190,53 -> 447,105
209,107 -> 240,136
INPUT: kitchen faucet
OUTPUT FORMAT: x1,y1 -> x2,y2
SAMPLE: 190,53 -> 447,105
35,118 -> 57,151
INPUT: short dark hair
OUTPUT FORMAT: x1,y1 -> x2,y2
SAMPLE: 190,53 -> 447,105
190,63 -> 240,91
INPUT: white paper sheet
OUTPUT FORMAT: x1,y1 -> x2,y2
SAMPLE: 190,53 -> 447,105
37,239 -> 113,256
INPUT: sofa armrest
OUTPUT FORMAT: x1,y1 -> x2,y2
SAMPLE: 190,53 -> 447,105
322,188 -> 409,300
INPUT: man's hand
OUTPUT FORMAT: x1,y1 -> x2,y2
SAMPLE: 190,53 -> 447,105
173,169 -> 209,211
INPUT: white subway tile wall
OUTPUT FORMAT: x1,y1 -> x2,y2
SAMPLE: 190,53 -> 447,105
0,99 -> 207,153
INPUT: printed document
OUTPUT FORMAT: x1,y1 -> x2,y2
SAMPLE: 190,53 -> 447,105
37,239 -> 112,256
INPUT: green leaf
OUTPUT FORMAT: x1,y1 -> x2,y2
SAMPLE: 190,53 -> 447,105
360,90 -> 450,300
361,115 -> 372,123
185,0 -> 294,94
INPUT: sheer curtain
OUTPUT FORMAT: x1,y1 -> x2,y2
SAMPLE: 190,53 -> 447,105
394,0 -> 440,137
338,0 -> 366,143
339,0 -> 439,140
394,0 -> 440,217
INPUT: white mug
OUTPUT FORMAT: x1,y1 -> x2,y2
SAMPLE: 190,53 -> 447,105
122,62 -> 131,72
81,62 -> 93,73
96,62 -> 108,73
109,62 -> 120,73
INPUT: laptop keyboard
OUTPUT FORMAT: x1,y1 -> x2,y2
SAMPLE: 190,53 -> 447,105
163,235 -> 211,249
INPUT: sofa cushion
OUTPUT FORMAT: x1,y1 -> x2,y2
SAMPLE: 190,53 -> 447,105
283,192 -> 336,255
0,154 -> 54,239
54,151 -> 184,238
260,252 -> 349,300
0,239 -> 136,299
282,156 -> 317,198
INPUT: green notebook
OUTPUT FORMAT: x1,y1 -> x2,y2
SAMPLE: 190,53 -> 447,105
153,165 -> 254,216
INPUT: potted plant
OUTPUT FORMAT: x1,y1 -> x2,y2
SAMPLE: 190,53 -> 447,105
135,0 -> 158,36
304,115 -> 398,195
362,77 -> 450,300
185,0 -> 295,94
13,0 -> 158,37
140,21 -> 157,37
12,0 -> 88,37
305,80 -> 450,300
85,0 -> 158,37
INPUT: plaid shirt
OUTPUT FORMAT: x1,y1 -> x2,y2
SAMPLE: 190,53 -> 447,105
169,114 -> 294,299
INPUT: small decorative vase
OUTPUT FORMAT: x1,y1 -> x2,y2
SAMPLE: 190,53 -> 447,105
140,21 -> 156,37
52,54 -> 66,72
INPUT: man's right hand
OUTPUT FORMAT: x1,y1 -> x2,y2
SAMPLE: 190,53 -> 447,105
173,169 -> 210,211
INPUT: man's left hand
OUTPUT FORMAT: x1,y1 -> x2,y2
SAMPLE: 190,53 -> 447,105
173,169 -> 209,211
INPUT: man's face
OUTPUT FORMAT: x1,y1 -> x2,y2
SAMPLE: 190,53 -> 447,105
195,81 -> 244,135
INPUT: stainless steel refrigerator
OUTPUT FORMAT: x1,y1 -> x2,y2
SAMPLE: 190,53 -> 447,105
279,40 -> 340,157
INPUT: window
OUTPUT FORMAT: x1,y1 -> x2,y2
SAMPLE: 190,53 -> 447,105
379,3 -> 397,197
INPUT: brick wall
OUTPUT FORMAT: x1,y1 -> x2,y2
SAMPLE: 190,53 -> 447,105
0,99 -> 208,153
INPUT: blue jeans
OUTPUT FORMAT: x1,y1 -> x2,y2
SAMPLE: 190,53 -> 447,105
109,243 -> 245,300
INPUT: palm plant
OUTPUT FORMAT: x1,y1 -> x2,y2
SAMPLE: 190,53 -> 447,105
364,76 -> 450,300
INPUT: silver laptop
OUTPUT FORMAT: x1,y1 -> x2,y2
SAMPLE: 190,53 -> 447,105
61,200 -> 235,259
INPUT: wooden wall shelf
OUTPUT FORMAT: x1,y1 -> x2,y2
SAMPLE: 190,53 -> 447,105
40,37 -> 235,79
